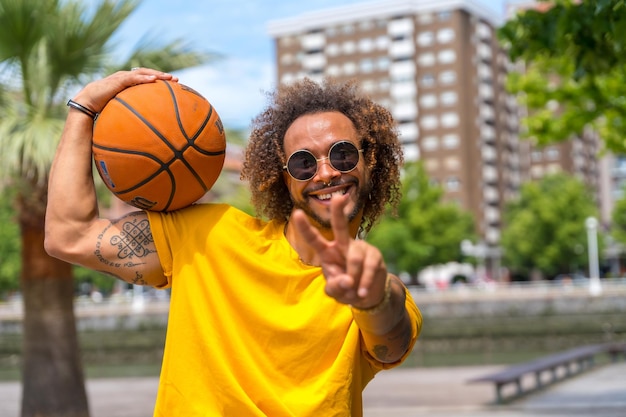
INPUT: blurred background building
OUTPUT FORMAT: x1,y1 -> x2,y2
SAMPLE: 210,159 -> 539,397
267,0 -> 605,258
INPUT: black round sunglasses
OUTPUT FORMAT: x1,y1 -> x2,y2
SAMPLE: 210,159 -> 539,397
283,141 -> 363,181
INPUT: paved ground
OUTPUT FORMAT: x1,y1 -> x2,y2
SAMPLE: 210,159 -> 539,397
363,362 -> 626,417
1,363 -> 625,417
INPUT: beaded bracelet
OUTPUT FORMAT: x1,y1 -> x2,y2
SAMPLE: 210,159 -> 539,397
351,274 -> 393,315
66,99 -> 98,120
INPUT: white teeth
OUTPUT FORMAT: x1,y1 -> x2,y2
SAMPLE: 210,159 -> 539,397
317,190 -> 346,200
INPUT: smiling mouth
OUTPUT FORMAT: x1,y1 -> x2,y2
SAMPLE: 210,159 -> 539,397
310,187 -> 349,202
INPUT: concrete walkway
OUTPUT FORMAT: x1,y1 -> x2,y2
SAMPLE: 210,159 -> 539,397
1,363 -> 625,417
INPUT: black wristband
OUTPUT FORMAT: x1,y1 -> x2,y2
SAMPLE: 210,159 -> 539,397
66,99 -> 98,120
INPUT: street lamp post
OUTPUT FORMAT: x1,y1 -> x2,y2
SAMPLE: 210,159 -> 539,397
585,217 -> 602,296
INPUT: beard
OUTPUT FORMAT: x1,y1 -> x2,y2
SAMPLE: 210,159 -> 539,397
292,179 -> 371,230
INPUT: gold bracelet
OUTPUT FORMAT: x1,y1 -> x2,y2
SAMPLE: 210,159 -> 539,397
351,274 -> 392,314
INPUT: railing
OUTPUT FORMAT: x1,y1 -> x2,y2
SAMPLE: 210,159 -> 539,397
1,278 -> 626,321
410,277 -> 626,301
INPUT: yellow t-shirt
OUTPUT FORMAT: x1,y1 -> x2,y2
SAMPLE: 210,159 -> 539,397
147,204 -> 421,417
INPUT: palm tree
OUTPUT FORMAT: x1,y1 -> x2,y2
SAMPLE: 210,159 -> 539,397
0,1 -> 212,416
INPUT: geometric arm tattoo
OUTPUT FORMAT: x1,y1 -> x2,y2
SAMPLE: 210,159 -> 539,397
110,218 -> 154,259
94,214 -> 156,272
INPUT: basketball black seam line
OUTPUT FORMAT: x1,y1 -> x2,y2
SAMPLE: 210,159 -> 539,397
93,142 -> 225,157
162,80 -> 224,162
93,142 -> 177,193
163,81 -> 226,180
114,86 -> 221,192
163,81 -> 220,190
107,166 -> 175,212
93,138 -> 223,195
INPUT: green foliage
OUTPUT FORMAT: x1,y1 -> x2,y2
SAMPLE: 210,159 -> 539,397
611,184 -> 626,245
498,0 -> 626,153
367,162 -> 476,276
74,266 -> 116,296
0,188 -> 20,296
0,0 -> 215,186
501,173 -> 599,278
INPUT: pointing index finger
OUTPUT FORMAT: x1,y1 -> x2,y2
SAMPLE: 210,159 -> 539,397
330,193 -> 351,250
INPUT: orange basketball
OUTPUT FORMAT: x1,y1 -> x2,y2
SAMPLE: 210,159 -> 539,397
92,80 -> 226,211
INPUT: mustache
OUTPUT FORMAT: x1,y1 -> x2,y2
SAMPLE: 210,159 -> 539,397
304,178 -> 356,195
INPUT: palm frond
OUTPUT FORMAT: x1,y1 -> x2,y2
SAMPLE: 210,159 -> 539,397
0,0 -> 59,63
0,100 -> 64,185
109,32 -> 220,75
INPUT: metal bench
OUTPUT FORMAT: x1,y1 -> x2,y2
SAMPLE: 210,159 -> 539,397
468,343 -> 625,403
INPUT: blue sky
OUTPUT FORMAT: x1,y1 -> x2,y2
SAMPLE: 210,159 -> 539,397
114,0 -> 508,129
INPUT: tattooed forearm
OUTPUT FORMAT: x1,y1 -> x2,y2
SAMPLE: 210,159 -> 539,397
94,214 -> 156,269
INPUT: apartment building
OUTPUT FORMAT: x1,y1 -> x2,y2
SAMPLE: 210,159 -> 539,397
268,0 -> 518,248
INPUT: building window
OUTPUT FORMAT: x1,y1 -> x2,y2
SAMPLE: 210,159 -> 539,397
341,24 -> 355,35
421,115 -> 439,130
326,43 -> 340,56
442,133 -> 460,148
419,94 -> 438,108
438,11 -> 452,21
280,54 -> 294,65
420,73 -> 436,87
358,38 -> 374,53
376,35 -> 390,50
421,136 -> 438,151
326,65 -> 341,76
476,22 -> 492,40
388,17 -> 414,38
416,31 -> 434,46
361,80 -> 375,92
281,73 -> 295,84
360,59 -> 374,73
279,36 -> 295,47
547,163 -> 561,174
377,57 -> 391,71
438,49 -> 456,64
445,156 -> 460,170
418,13 -> 434,25
378,78 -> 391,91
359,20 -> 374,31
418,52 -> 436,66
439,70 -> 456,84
437,28 -> 455,43
440,91 -> 458,106
342,41 -> 356,54
441,112 -> 459,128
446,176 -> 460,191
546,147 -> 560,160
343,62 -> 357,75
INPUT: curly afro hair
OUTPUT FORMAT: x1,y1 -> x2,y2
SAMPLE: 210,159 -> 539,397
241,77 -> 403,235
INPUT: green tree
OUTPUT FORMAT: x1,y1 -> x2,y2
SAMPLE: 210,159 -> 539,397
367,162 -> 475,281
501,173 -> 599,279
498,0 -> 626,153
0,0 -> 211,415
611,185 -> 626,246
0,187 -> 20,296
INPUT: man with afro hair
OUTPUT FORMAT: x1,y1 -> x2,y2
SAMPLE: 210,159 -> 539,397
46,68 -> 422,417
